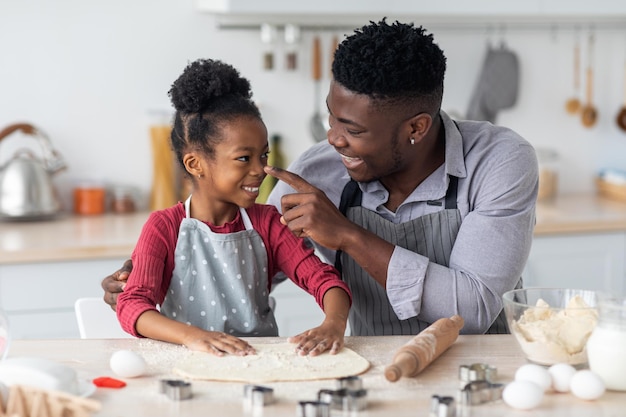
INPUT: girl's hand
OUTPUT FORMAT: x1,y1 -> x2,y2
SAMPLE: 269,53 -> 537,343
288,318 -> 345,356
184,330 -> 256,356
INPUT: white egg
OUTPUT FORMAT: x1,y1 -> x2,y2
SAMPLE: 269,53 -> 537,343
515,364 -> 552,392
570,370 -> 605,400
109,350 -> 147,378
502,380 -> 544,410
548,363 -> 577,393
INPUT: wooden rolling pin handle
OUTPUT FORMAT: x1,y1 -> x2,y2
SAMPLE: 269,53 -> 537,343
384,315 -> 464,382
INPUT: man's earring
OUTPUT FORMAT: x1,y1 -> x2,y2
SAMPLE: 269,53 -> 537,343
410,137 -> 415,145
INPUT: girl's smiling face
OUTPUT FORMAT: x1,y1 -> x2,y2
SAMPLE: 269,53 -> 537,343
186,115 -> 268,223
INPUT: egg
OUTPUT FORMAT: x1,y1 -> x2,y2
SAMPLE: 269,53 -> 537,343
502,380 -> 544,410
515,363 -> 552,392
109,350 -> 147,378
548,363 -> 577,393
570,370 -> 605,400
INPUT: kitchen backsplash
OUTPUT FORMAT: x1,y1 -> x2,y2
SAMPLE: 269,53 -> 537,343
1,0 -> 626,213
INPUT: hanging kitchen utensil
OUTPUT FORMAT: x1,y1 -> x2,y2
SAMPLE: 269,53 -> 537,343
309,35 -> 327,142
565,36 -> 582,115
0,123 -> 66,220
330,35 -> 339,78
616,53 -> 626,132
466,39 -> 520,123
284,24 -> 300,71
581,33 -> 598,128
260,23 -> 277,71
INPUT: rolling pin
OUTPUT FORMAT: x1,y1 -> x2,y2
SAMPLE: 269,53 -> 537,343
384,315 -> 464,382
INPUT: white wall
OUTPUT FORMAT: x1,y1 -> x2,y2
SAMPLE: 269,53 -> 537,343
1,0 -> 626,212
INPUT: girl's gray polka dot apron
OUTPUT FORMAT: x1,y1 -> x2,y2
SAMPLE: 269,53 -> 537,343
160,196 -> 278,336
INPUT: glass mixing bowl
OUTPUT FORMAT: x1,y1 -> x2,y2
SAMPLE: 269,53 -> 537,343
502,288 -> 598,366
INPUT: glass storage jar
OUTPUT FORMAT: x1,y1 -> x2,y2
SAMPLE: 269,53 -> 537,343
110,186 -> 137,214
536,147 -> 559,201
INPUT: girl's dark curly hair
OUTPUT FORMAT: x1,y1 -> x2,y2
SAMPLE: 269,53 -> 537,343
332,19 -> 446,115
168,59 -> 261,172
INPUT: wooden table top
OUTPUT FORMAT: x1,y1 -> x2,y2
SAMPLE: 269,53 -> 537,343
4,335 -> 625,416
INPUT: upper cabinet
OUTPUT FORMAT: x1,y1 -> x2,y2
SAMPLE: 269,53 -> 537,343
197,0 -> 626,27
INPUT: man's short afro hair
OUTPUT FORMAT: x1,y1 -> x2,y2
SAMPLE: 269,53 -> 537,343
332,19 -> 446,105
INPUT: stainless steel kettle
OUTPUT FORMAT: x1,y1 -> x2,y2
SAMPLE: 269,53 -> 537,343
0,123 -> 67,220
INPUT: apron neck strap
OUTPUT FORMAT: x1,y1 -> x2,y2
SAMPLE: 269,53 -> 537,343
185,195 -> 254,230
184,195 -> 192,217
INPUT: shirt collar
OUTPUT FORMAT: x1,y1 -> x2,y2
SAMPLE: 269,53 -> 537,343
440,110 -> 467,180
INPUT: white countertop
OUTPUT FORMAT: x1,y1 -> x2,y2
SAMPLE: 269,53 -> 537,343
2,193 -> 626,265
0,211 -> 148,264
6,335 -> 625,416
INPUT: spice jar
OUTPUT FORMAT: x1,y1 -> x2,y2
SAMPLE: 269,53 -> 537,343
110,186 -> 137,214
586,293 -> 626,391
73,182 -> 106,215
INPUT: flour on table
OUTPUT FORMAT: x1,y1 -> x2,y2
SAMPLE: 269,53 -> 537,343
172,343 -> 370,383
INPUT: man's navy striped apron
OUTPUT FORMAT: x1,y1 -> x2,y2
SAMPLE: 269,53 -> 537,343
335,176 -> 514,335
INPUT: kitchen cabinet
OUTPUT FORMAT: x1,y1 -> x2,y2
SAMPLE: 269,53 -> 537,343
0,258 -> 127,339
0,212 -> 146,339
523,232 -> 626,294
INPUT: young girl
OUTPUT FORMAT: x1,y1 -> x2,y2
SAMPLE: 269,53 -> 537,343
116,59 -> 351,357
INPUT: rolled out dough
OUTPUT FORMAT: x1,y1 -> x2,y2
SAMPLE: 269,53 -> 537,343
172,343 -> 370,383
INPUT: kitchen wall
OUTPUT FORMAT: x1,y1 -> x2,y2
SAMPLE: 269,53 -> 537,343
2,0 -> 626,211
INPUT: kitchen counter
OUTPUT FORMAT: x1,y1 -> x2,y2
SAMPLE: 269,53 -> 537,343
0,211 -> 148,264
534,193 -> 626,235
6,335 -> 625,416
2,193 -> 626,265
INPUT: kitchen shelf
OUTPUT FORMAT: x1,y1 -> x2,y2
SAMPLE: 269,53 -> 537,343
197,0 -> 626,31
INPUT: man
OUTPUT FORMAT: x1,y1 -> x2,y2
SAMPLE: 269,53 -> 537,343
102,19 -> 537,335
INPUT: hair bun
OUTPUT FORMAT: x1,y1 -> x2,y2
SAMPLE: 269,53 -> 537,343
168,59 -> 252,113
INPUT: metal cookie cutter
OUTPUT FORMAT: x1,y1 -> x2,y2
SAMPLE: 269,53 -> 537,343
430,395 -> 455,417
159,379 -> 192,401
458,380 -> 504,406
297,400 -> 330,417
345,388 -> 367,412
243,384 -> 275,407
317,387 -> 367,412
318,388 -> 347,410
459,363 -> 498,386
336,375 -> 363,390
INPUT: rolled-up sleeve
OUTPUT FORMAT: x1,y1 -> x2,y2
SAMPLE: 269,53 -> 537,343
386,246 -> 429,319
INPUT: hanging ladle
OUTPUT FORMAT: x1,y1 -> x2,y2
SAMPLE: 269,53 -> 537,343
617,61 -> 626,132
309,35 -> 327,142
581,33 -> 598,128
565,39 -> 581,115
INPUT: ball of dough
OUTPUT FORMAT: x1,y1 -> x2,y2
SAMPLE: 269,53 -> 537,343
110,350 -> 147,378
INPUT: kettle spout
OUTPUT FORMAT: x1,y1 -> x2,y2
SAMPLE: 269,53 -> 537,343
35,128 -> 67,175
45,150 -> 67,175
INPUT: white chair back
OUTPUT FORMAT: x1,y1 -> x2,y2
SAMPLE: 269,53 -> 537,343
74,297 -> 131,339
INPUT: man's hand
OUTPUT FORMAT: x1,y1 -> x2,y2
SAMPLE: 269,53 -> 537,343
101,259 -> 132,311
264,166 -> 354,251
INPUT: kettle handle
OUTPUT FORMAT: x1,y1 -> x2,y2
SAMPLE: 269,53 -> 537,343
0,122 -> 66,174
0,123 -> 37,142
